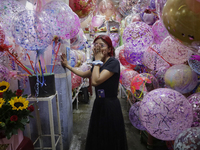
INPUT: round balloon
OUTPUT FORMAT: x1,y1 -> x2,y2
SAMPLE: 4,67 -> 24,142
152,20 -> 169,44
0,64 -> 9,82
119,46 -> 136,69
188,54 -> 200,75
160,36 -> 190,64
143,44 -> 170,71
99,0 -> 115,20
109,33 -> 119,48
139,88 -> 193,141
69,13 -> 81,39
174,127 -> 200,150
188,93 -> 200,127
0,26 -> 5,57
118,1 -> 137,17
164,64 -> 198,94
131,73 -> 159,100
120,68 -> 139,91
91,15 -> 105,28
154,66 -> 168,88
129,101 -> 146,130
155,0 -> 167,19
0,0 -> 25,37
162,0 -> 200,53
70,50 -> 78,67
71,67 -> 82,89
12,10 -> 53,50
41,1 -> 77,39
69,0 -> 95,19
140,9 -> 157,25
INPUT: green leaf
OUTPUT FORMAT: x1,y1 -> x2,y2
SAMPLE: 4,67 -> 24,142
21,118 -> 28,125
29,115 -> 34,118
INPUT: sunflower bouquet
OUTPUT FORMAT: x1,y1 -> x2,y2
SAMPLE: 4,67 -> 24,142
0,81 -> 34,139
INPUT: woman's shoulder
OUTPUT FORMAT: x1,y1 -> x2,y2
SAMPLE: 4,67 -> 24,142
107,57 -> 120,64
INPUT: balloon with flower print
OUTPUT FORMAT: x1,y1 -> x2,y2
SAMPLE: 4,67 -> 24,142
71,67 -> 82,89
69,0 -> 95,20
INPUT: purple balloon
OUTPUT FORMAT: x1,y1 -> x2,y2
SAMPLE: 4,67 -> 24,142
152,20 -> 169,44
174,127 -> 200,150
109,33 -> 119,48
129,101 -> 146,130
188,93 -> 200,127
188,54 -> 200,75
139,88 -> 193,141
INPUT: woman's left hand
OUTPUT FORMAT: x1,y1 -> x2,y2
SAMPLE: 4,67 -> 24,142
93,45 -> 104,61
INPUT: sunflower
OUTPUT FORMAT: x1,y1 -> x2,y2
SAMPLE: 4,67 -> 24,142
0,81 -> 10,93
0,98 -> 5,108
9,97 -> 29,111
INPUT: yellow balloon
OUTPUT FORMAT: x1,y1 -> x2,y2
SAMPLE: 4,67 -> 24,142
162,0 -> 200,53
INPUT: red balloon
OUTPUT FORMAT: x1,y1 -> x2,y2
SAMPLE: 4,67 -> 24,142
71,68 -> 82,89
0,26 -> 5,45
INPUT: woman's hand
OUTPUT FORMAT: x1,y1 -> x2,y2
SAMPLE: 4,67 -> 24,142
61,53 -> 68,68
93,45 -> 104,61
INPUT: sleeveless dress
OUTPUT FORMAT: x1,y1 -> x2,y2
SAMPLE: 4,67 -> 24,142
85,57 -> 128,150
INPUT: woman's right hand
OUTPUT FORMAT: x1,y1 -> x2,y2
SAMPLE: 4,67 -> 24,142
61,53 -> 68,68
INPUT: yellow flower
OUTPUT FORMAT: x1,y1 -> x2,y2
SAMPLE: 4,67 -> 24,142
0,98 -> 5,108
9,97 -> 29,111
0,81 -> 10,93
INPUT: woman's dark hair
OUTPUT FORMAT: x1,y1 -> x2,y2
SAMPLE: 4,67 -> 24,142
93,35 -> 115,57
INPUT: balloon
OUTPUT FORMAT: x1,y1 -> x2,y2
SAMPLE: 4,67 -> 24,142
99,0 -> 116,19
143,44 -> 170,71
149,0 -> 156,9
70,50 -> 78,67
187,93 -> 200,127
139,88 -> 193,141
160,36 -> 190,64
80,62 -> 90,72
0,25 -> 5,46
152,20 -> 169,44
69,13 -> 81,39
174,127 -> 200,150
154,66 -> 168,88
80,14 -> 92,29
131,14 -> 142,22
70,29 -> 87,50
109,33 -> 119,48
129,101 -> 146,130
0,0 -> 25,37
131,73 -> 159,100
114,45 -> 121,60
12,10 -> 53,50
91,15 -> 105,27
140,9 -> 157,25
120,69 -> 139,91
0,64 -> 9,82
69,0 -> 95,19
162,0 -> 200,53
41,1 -> 78,39
188,54 -> 200,75
155,0 -> 167,19
119,46 -> 136,69
71,67 -> 82,89
164,64 -> 198,94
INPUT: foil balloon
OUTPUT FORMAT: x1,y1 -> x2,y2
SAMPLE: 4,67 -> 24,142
41,1 -> 77,39
91,15 -> 105,28
174,127 -> 200,150
152,20 -> 169,44
12,10 -> 53,51
69,0 -> 95,19
188,54 -> 200,75
99,0 -> 116,20
188,93 -> 200,127
164,64 -> 198,94
120,68 -> 139,91
0,0 -> 25,37
119,46 -> 136,69
131,73 -> 159,100
143,44 -> 170,71
140,9 -> 157,25
162,0 -> 200,53
139,88 -> 193,141
155,0 -> 167,19
71,67 -> 82,89
129,101 -> 146,130
160,36 -> 190,64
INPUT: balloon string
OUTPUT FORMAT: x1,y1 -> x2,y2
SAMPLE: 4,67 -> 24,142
52,42 -> 61,73
149,47 -> 173,66
26,52 -> 36,74
50,41 -> 56,74
7,49 -> 32,75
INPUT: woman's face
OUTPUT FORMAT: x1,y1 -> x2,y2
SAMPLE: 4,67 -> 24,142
93,39 -> 111,55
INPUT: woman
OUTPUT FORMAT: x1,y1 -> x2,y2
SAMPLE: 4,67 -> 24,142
61,35 -> 128,150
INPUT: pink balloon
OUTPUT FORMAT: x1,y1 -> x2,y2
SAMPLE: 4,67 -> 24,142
160,36 -> 190,64
139,88 -> 193,141
120,69 -> 139,91
131,14 -> 142,22
152,20 -> 169,44
99,0 -> 115,19
71,68 -> 82,89
91,15 -> 105,27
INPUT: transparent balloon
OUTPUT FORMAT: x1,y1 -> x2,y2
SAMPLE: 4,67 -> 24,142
155,0 -> 167,19
12,10 -> 53,51
70,50 -> 78,67
70,29 -> 87,50
160,36 -> 191,64
140,9 -> 157,25
143,44 -> 170,71
0,0 -> 26,37
139,88 -> 193,141
91,15 -> 105,28
131,73 -> 159,100
120,68 -> 139,91
188,54 -> 200,75
129,101 -> 146,130
187,93 -> 200,127
71,67 -> 82,89
99,0 -> 116,20
162,0 -> 200,53
109,33 -> 119,48
0,26 -> 5,57
164,64 -> 198,94
154,66 -> 168,88
174,127 -> 200,150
